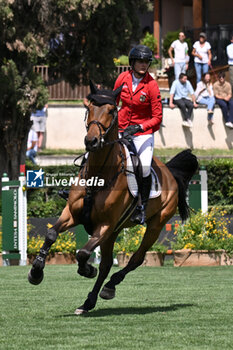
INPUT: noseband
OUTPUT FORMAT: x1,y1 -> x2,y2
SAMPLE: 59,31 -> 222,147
85,106 -> 118,148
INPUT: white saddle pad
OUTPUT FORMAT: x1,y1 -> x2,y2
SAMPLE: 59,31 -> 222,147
124,145 -> 161,199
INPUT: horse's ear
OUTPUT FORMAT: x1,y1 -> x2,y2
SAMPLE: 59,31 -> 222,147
113,84 -> 123,99
90,80 -> 98,95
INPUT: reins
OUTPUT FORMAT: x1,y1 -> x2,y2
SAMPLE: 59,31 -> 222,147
85,106 -> 118,148
74,106 -> 127,191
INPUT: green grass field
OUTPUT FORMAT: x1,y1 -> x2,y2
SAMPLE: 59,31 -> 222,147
1,263 -> 233,350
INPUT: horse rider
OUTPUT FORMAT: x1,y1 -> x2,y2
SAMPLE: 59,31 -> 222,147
114,44 -> 162,224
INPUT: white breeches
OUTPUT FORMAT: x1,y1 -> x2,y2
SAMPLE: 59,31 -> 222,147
131,134 -> 154,177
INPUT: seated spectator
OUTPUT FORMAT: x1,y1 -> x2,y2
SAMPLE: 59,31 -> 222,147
26,126 -> 38,164
30,104 -> 48,151
213,72 -> 233,129
194,72 -> 215,125
169,73 -> 197,128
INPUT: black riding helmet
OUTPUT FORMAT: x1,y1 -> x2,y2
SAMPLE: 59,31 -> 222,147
129,44 -> 153,66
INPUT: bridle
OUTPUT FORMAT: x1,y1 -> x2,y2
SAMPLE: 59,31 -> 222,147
85,104 -> 118,148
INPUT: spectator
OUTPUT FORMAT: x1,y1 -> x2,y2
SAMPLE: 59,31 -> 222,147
168,32 -> 189,80
192,32 -> 212,83
30,104 -> 48,151
26,126 -> 38,164
226,34 -> 233,93
195,72 -> 215,125
169,73 -> 197,128
213,72 -> 233,129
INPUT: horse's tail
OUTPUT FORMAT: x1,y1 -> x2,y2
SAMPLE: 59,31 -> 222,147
166,149 -> 199,222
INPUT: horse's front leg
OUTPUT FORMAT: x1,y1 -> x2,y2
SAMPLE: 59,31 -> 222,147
75,236 -> 116,315
28,226 -> 58,285
28,205 -> 75,285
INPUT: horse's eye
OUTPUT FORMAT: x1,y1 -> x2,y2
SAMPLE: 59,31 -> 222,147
109,108 -> 115,116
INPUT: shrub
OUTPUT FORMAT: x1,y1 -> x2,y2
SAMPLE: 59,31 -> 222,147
172,208 -> 233,252
26,164 -> 77,218
27,224 -> 76,255
204,159 -> 233,208
113,55 -> 129,66
140,32 -> 157,54
114,225 -> 167,255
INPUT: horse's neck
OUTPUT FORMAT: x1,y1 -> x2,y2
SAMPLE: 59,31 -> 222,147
87,129 -> 120,178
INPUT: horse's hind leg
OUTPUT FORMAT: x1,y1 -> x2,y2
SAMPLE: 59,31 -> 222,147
28,205 -> 75,285
101,208 -> 175,298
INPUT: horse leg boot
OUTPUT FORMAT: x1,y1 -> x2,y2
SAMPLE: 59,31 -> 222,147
76,249 -> 97,279
28,227 -> 58,285
75,239 -> 115,315
131,174 -> 151,225
76,236 -> 102,279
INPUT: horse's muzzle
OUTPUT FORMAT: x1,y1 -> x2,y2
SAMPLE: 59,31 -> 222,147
84,135 -> 100,151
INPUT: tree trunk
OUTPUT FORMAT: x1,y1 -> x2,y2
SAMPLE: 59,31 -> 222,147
0,107 -> 31,180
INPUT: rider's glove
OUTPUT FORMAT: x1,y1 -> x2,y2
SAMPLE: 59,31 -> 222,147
122,124 -> 143,138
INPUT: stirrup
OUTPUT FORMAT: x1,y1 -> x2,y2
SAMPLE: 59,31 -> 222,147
130,205 -> 145,225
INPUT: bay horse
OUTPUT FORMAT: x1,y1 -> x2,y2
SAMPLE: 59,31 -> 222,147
28,83 -> 198,315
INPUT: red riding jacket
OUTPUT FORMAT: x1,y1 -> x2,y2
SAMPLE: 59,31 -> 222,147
114,70 -> 162,135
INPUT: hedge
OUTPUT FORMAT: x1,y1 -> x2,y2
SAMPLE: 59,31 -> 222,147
203,158 -> 233,209
26,162 -> 78,217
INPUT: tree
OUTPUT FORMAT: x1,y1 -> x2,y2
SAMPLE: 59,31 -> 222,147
0,0 -> 148,179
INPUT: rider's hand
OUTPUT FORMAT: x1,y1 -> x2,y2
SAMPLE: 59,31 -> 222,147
122,124 -> 143,138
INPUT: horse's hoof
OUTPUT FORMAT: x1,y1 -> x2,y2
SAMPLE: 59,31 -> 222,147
74,306 -> 88,315
99,286 -> 116,300
78,264 -> 97,279
28,268 -> 44,285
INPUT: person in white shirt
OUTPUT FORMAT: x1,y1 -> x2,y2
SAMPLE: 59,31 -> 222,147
195,72 -> 215,125
192,32 -> 212,84
169,73 -> 197,128
226,35 -> 233,93
26,126 -> 38,164
168,32 -> 189,80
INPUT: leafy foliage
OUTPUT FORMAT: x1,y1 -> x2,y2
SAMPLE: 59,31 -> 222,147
204,159 -> 233,207
172,208 -> 233,252
26,163 -> 77,217
0,0 -> 148,179
27,224 -> 76,254
140,32 -> 157,54
114,225 -> 167,254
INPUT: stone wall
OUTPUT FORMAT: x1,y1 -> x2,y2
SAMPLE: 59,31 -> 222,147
45,105 -> 233,150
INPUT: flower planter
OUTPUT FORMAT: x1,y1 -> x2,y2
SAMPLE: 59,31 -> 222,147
117,251 -> 164,267
173,249 -> 224,267
220,252 -> 233,266
27,252 -> 76,265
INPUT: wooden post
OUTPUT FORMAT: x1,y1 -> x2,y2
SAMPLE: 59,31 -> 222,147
193,0 -> 203,40
153,0 -> 160,56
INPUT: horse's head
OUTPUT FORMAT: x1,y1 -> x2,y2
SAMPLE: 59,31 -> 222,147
84,81 -> 122,152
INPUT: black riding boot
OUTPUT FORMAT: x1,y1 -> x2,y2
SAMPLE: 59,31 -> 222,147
131,174 -> 152,225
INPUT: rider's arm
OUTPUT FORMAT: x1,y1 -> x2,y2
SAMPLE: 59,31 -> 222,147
140,80 -> 162,132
